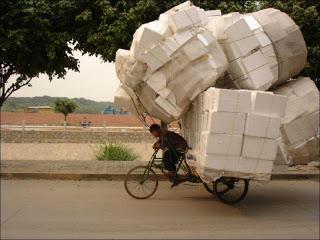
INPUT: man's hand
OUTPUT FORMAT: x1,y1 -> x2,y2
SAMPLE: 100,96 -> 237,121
153,142 -> 161,150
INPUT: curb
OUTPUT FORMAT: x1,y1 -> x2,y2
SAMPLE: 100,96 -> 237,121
1,172 -> 319,181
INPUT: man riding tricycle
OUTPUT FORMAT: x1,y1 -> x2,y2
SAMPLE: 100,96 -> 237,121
124,124 -> 249,204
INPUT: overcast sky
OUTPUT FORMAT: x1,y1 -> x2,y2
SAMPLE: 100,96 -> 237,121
12,51 -> 120,102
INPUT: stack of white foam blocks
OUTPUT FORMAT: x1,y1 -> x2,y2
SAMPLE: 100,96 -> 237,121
206,9 -> 307,90
115,1 -> 228,123
182,88 -> 286,181
114,1 -> 319,181
274,77 -> 319,165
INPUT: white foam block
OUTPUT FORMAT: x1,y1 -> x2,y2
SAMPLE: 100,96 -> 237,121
252,91 -> 287,118
207,112 -> 246,135
238,157 -> 274,174
241,50 -> 268,73
212,88 -> 252,113
226,18 -> 253,41
183,39 -> 208,61
243,15 -> 262,31
168,6 -> 201,32
201,133 -> 243,156
242,136 -> 278,161
198,154 -> 239,172
141,43 -> 172,71
245,113 -> 281,139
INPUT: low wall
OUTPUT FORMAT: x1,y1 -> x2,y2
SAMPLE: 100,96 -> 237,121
0,130 -> 154,143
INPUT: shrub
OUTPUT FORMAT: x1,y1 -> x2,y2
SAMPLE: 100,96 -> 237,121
96,142 -> 138,161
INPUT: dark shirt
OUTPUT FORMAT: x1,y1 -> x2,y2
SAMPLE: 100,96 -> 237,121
159,130 -> 188,151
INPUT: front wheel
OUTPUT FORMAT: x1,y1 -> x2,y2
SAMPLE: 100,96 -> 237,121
214,177 -> 249,204
124,166 -> 158,199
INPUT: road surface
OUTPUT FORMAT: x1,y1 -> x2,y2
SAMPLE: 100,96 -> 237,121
1,179 -> 319,239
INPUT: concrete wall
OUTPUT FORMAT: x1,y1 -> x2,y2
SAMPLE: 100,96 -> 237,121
1,130 -> 154,143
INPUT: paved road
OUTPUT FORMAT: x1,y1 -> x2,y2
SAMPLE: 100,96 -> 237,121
1,179 -> 319,239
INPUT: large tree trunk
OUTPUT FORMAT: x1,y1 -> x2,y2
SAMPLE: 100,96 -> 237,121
0,66 -> 32,106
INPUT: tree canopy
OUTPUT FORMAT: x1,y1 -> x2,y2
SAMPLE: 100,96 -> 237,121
1,0 -> 319,106
54,98 -> 77,121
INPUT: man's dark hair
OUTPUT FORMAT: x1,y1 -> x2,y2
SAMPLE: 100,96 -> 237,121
149,124 -> 161,132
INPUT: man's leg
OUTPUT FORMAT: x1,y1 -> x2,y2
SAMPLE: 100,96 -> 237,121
163,148 -> 176,177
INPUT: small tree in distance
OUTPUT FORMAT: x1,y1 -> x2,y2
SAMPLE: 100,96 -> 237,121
54,99 -> 77,124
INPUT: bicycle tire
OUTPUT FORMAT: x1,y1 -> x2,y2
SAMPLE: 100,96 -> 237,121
124,166 -> 159,199
214,177 -> 249,204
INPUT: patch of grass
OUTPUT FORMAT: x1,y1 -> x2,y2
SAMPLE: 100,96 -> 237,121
96,142 -> 138,161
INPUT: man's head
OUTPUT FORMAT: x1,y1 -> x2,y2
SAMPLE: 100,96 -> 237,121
149,124 -> 161,138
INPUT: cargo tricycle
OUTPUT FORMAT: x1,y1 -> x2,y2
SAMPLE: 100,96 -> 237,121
124,149 -> 249,204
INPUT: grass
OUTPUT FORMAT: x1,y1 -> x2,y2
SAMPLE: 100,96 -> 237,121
96,142 -> 138,161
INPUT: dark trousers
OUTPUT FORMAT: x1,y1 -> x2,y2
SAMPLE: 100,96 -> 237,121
163,148 -> 182,171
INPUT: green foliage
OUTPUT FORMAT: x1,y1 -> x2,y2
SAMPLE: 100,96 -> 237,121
54,98 -> 77,121
1,96 -> 114,113
0,0 -> 79,106
96,142 -> 138,161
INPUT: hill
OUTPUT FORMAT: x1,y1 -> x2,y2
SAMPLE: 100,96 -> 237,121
1,96 -> 116,114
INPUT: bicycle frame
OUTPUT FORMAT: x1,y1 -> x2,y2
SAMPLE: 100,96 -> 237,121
140,148 -> 201,184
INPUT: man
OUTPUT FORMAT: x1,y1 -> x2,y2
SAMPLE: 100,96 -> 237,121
149,123 -> 188,178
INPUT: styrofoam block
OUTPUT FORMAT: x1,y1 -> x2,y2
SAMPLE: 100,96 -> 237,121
140,44 -> 171,72
173,30 -> 194,46
197,30 -> 215,47
228,59 -> 246,79
226,18 -> 254,41
206,16 -> 227,40
161,37 -> 180,56
252,91 -> 287,118
242,136 -> 277,161
212,88 -> 252,113
280,91 -> 317,124
242,50 -> 268,73
198,154 -> 239,172
238,158 -> 274,174
131,22 -> 164,58
115,49 -> 146,88
245,113 -> 281,139
182,39 -> 208,61
155,96 -> 182,118
222,34 -> 260,61
243,15 -> 262,31
236,65 -> 273,90
206,112 -> 246,135
168,6 -> 201,32
200,133 -> 243,156
281,112 -> 318,145
263,22 -> 288,42
146,70 -> 167,92
260,44 -> 277,66
255,31 -> 272,47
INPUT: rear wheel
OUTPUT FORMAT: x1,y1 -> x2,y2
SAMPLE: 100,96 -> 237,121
124,166 -> 158,199
214,177 -> 249,204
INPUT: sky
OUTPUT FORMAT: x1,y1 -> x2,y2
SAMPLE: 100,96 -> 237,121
12,51 -> 120,102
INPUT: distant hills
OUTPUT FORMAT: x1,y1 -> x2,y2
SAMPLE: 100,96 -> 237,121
1,96 -> 116,114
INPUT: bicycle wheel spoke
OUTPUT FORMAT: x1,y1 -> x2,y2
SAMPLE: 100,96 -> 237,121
124,166 -> 159,199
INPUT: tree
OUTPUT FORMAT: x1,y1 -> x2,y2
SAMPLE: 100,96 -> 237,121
0,0 -> 79,107
54,99 -> 77,122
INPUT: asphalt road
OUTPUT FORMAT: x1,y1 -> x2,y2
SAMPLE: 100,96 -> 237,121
1,179 -> 319,239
